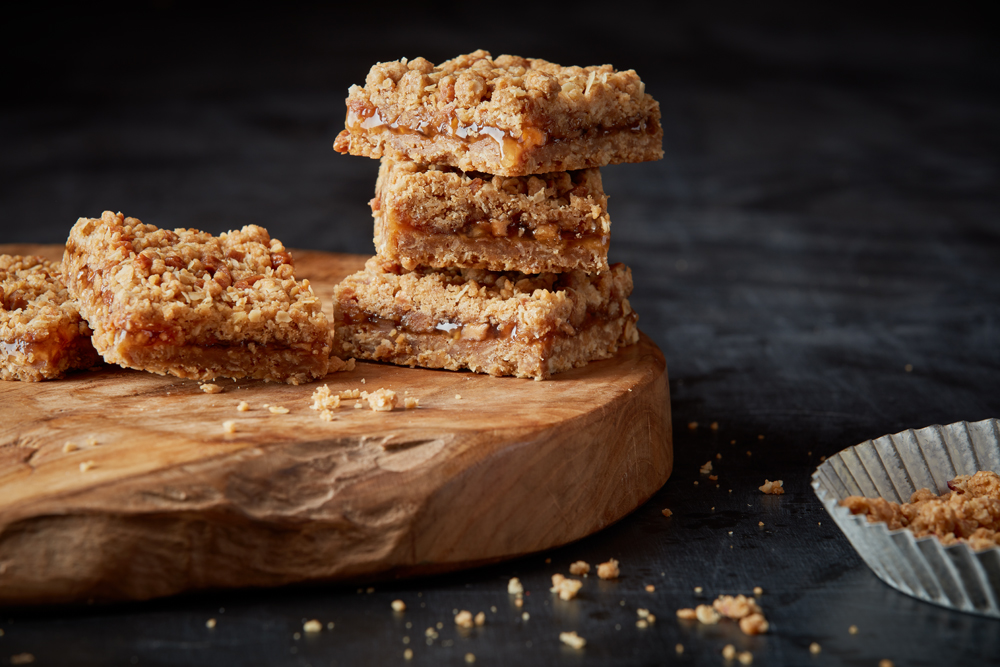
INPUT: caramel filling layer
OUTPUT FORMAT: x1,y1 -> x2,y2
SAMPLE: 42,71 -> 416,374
387,214 -> 609,253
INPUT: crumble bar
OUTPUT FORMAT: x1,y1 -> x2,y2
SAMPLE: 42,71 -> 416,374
334,50 -> 663,177
1,254 -> 100,381
332,257 -> 639,380
63,212 -> 332,384
373,160 -> 610,273
841,470 -> 1000,551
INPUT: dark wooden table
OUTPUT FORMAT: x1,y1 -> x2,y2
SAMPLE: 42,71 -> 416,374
2,3 -> 998,665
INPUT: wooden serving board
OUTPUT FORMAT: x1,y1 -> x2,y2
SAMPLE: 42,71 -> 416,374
0,245 -> 672,606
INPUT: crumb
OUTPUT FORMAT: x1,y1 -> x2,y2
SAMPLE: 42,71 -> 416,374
508,577 -> 524,595
206,618 -> 217,629
757,435 -> 764,440
367,587 -> 375,593
713,595 -> 761,620
455,394 -> 462,400
367,387 -> 398,411
716,453 -> 722,459
758,521 -> 764,527
361,378 -> 366,384
404,648 -> 413,660
515,597 -> 523,608
739,613 -> 769,635
848,624 -> 858,634
465,653 -> 476,664
79,460 -> 95,472
63,442 -> 78,453
293,632 -> 301,640
454,610 -> 474,628
338,389 -> 361,399
710,421 -> 719,430
809,642 -> 821,654
328,622 -> 335,629
404,397 -> 420,409
237,400 -> 250,411
759,479 -> 784,495
819,455 -> 826,462
637,608 -> 650,618
753,586 -> 763,596
709,474 -> 718,481
303,619 -> 322,633
392,600 -> 406,612
320,410 -> 334,421
879,661 -> 894,667
569,560 -> 591,576
545,557 -> 551,563
222,420 -> 237,434
200,383 -> 223,394
636,619 -> 648,629
550,574 -> 583,600
695,604 -> 721,624
311,385 -> 341,410
475,611 -> 485,626
675,644 -> 684,655
559,631 -> 586,650
747,450 -> 752,456
645,584 -> 655,593
661,508 -> 673,518
521,612 -> 529,621
10,654 -> 35,665
694,481 -> 699,486
904,364 -> 913,372
700,461 -> 713,474
597,558 -> 619,580
694,586 -> 703,594
269,406 -> 289,414
345,358 -> 356,371
723,644 -> 737,660
354,402 -> 363,408
738,651 -> 753,665
85,436 -> 98,446
688,421 -> 698,430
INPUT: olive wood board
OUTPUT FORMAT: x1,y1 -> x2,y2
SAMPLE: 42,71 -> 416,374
0,244 -> 673,606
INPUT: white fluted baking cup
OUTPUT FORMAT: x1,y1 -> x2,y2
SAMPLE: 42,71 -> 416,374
812,418 -> 1000,618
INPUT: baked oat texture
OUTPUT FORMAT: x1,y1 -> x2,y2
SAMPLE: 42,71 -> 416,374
841,470 -> 1000,551
333,257 -> 639,380
1,254 -> 100,381
373,160 -> 610,273
63,211 -> 332,384
334,50 -> 663,176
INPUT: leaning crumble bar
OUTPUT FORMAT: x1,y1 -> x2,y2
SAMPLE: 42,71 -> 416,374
1,255 -> 100,382
332,258 -> 639,380
334,50 -> 663,177
373,160 -> 610,274
63,212 -> 332,384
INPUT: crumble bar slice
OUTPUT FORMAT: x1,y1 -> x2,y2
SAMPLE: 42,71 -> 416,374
373,160 -> 610,273
64,212 -> 332,384
1,255 -> 100,381
334,50 -> 663,177
333,257 -> 638,380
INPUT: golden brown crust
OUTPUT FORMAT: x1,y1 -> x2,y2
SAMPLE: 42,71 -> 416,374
1,255 -> 100,381
373,160 -> 610,273
332,258 -> 639,380
63,212 -> 332,384
335,50 -> 663,176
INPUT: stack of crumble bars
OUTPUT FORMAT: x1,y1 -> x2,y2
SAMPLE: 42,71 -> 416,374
333,50 -> 663,380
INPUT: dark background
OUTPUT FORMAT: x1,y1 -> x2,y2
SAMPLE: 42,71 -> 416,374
2,1 -> 999,665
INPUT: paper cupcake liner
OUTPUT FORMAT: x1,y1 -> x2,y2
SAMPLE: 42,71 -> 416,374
812,418 -> 1000,618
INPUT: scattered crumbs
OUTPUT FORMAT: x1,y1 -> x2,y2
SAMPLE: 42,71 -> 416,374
237,400 -> 250,412
675,644 -> 685,655
676,608 -> 695,621
597,558 -> 620,580
709,474 -> 718,481
711,507 -> 715,511
550,574 -> 583,600
569,560 -> 591,576
515,597 -> 524,608
10,655 -> 35,666
311,385 -> 341,411
818,522 -> 822,526
392,600 -> 406,612
303,619 -> 322,633
269,406 -> 289,414
320,410 -> 334,422
465,653 -> 476,664
739,613 -> 769,635
354,402 -> 363,409
521,612 -> 530,621
661,508 -> 673,518
694,481 -> 699,486
879,660 -> 894,667
559,631 -> 586,650
85,436 -> 98,447
710,422 -> 719,430
687,421 -> 698,430
425,627 -> 438,639
454,610 -> 474,628
809,642 -> 821,654
404,648 -> 413,660
338,389 -> 361,399
695,604 -> 721,624
200,383 -> 223,394
759,479 -> 785,495
79,460 -> 96,472
723,644 -> 737,660
508,577 -> 524,595
404,397 -> 420,409
366,388 -> 398,412
206,618 -> 217,629
63,441 -> 79,453
700,461 -> 713,474
753,586 -> 764,596
222,420 -> 236,434
758,521 -> 765,527
474,612 -> 485,627
729,489 -> 733,493
360,378 -> 366,384
694,586 -> 703,594
455,394 -> 462,400
636,619 -> 648,629
738,651 -> 753,665
716,452 -> 722,459
645,584 -> 655,593
904,363 -> 913,372
728,531 -> 733,535
849,624 -> 858,635
820,455 -> 827,462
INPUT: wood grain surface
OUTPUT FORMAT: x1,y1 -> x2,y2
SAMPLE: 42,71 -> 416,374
0,245 -> 672,605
